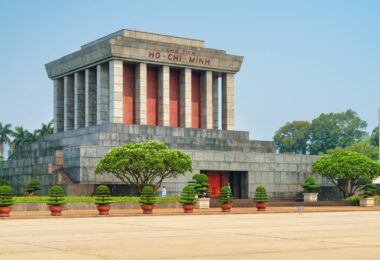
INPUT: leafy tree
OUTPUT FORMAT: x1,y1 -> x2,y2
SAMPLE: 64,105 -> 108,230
0,123 -> 12,158
25,179 -> 41,195
369,126 -> 379,147
312,151 -> 380,197
273,121 -> 310,154
327,141 -> 379,160
95,141 -> 193,193
309,110 -> 367,155
359,183 -> 378,198
0,185 -> 13,207
47,185 -> 65,206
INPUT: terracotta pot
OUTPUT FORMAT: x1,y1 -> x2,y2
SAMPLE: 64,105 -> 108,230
0,206 -> 12,217
220,203 -> 232,212
49,205 -> 64,216
97,204 -> 111,215
256,202 -> 267,211
182,204 -> 195,213
141,204 -> 154,214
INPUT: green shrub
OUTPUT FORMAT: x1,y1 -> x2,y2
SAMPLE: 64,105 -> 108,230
219,186 -> 233,204
94,185 -> 112,205
188,173 -> 209,198
359,184 -> 378,198
47,185 -> 65,206
0,179 -> 10,187
139,186 -> 157,205
179,185 -> 197,205
0,185 -> 13,207
25,179 -> 41,195
254,186 -> 269,203
344,195 -> 360,202
302,176 -> 320,193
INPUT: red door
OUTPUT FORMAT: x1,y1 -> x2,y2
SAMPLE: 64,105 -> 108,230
191,71 -> 201,128
123,64 -> 135,124
207,172 -> 221,197
170,69 -> 180,127
147,67 -> 158,125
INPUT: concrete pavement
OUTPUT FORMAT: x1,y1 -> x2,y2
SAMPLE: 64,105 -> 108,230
1,211 -> 380,259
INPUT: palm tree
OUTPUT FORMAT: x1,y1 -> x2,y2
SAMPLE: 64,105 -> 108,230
35,120 -> 54,138
0,123 -> 12,158
9,127 -> 37,159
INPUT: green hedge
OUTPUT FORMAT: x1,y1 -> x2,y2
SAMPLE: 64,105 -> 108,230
14,196 -> 179,203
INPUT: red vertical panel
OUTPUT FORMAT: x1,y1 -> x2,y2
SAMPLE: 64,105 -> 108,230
123,64 -> 135,124
207,171 -> 221,197
191,71 -> 201,128
147,67 -> 158,126
170,70 -> 180,127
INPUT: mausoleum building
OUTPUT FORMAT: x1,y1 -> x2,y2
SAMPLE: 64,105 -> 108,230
0,30 -> 332,198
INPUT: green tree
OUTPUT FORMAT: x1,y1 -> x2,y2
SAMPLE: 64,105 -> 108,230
35,121 -> 54,138
309,109 -> 367,155
273,121 -> 310,154
369,126 -> 379,147
9,127 -> 38,159
95,141 -> 193,193
312,151 -> 380,197
327,141 -> 379,160
0,123 -> 12,158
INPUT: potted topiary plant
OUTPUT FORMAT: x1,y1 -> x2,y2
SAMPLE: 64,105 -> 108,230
189,173 -> 210,209
25,179 -> 41,196
254,186 -> 269,211
359,183 -> 378,207
180,185 -> 197,213
302,176 -> 320,202
139,186 -> 157,214
219,186 -> 233,212
47,185 -> 65,216
0,185 -> 13,217
95,185 -> 112,215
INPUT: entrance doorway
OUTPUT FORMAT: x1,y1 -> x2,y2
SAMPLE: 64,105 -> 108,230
202,171 -> 248,198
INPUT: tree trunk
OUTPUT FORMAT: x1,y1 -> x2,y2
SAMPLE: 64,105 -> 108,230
0,143 -> 3,158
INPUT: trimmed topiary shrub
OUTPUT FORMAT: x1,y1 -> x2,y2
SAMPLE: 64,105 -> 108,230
359,183 -> 378,198
302,176 -> 320,193
254,186 -> 269,203
179,185 -> 197,205
188,173 -> 209,198
0,185 -> 13,207
139,186 -> 157,205
25,179 -> 41,195
95,185 -> 112,205
47,185 -> 65,206
219,186 -> 233,204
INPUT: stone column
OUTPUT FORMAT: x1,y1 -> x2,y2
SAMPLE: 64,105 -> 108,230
85,68 -> 97,127
213,74 -> 219,130
158,65 -> 170,126
135,63 -> 147,125
54,78 -> 64,133
109,60 -> 123,124
97,63 -> 109,124
180,68 -> 192,128
222,73 -> 235,131
200,71 -> 213,129
63,75 -> 74,131
74,71 -> 85,129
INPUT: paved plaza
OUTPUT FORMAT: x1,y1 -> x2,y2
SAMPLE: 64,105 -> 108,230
1,211 -> 380,259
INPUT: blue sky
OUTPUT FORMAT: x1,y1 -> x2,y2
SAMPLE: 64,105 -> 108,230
0,0 -> 379,140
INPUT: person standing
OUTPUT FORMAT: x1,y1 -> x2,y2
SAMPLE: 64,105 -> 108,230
161,185 -> 167,197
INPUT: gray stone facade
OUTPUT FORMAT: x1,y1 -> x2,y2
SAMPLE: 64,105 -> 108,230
0,124 -> 330,197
